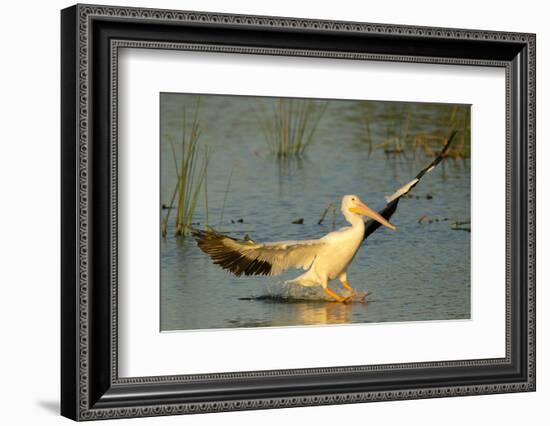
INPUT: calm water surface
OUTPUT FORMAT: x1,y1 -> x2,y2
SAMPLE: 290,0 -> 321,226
160,94 -> 471,331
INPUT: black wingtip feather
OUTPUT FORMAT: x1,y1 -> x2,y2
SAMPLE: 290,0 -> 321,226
192,229 -> 273,277
363,131 -> 457,242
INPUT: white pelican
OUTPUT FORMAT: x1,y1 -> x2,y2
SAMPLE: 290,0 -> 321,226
193,133 -> 456,302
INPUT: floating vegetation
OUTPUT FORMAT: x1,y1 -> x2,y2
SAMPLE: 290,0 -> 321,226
418,215 -> 451,224
402,193 -> 434,200
257,98 -> 327,157
451,220 -> 471,232
417,215 -> 470,232
161,101 -> 211,237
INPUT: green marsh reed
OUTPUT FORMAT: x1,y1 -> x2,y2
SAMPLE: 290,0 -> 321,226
161,102 -> 211,237
257,98 -> 327,157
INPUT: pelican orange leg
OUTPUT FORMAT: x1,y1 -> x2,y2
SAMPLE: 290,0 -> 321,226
339,275 -> 355,293
323,287 -> 351,303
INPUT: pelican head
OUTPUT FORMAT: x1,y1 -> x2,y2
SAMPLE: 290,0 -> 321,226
342,194 -> 397,231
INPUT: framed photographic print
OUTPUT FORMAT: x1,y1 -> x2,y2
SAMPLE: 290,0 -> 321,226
61,3 -> 536,421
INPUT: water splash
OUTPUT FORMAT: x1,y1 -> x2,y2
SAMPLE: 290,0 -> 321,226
238,281 -> 369,304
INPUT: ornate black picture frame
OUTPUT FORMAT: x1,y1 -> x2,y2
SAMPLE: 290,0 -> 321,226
61,4 -> 536,421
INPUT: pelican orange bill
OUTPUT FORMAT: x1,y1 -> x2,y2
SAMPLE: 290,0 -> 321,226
349,200 -> 397,231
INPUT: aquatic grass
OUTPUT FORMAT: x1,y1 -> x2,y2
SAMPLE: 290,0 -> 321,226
361,114 -> 374,157
257,98 -> 327,157
353,102 -> 377,158
370,104 -> 411,156
203,158 -> 209,229
361,103 -> 471,159
161,101 -> 211,237
218,166 -> 234,229
411,106 -> 471,159
160,135 -> 181,237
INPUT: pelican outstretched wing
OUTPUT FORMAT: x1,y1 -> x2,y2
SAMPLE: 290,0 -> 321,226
192,229 -> 325,277
363,131 -> 457,241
